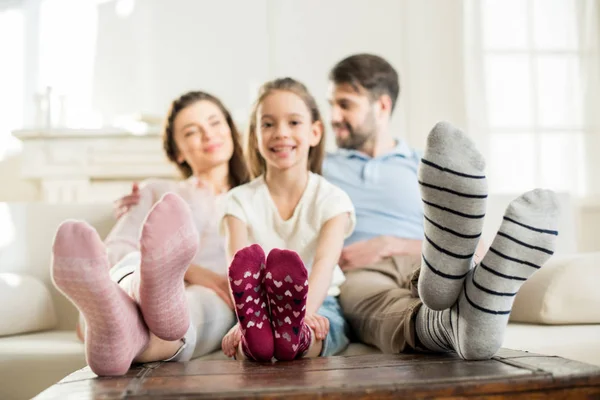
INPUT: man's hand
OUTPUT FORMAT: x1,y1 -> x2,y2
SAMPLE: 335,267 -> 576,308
339,236 -> 423,271
185,265 -> 234,310
113,182 -> 140,219
304,313 -> 330,341
339,236 -> 392,271
222,323 -> 242,358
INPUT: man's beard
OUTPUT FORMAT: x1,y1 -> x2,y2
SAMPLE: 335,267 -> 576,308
333,113 -> 377,151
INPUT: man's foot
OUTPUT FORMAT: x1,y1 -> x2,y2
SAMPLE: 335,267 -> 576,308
416,190 -> 559,359
418,121 -> 488,310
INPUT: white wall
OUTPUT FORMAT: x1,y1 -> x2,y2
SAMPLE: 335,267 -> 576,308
90,0 -> 467,150
0,154 -> 39,202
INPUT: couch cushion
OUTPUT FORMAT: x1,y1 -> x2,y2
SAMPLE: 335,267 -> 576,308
0,202 -> 115,330
0,330 -> 86,400
510,252 -> 600,324
0,273 -> 57,337
503,323 -> 600,366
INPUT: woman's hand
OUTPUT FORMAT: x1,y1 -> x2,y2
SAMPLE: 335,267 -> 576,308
185,265 -> 233,309
222,323 -> 242,358
304,313 -> 330,341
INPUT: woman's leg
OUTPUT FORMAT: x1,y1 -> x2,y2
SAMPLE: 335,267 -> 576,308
170,285 -> 236,361
52,221 -> 149,376
127,193 -> 199,341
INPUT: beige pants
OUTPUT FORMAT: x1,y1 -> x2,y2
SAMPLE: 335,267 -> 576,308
339,255 -> 423,353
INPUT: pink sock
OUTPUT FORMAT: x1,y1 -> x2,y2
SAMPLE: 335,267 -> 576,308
229,244 -> 273,362
51,221 -> 149,376
132,193 -> 199,341
265,249 -> 310,361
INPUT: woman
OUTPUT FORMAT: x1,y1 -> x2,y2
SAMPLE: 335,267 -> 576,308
52,91 -> 250,375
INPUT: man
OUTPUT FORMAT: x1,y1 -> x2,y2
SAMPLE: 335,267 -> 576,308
324,54 -> 558,359
115,54 -> 559,360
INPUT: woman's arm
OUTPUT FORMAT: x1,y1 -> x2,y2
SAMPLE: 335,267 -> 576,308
104,182 -> 157,266
306,213 -> 351,315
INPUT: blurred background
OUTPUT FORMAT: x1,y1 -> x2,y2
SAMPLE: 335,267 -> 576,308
0,0 -> 598,249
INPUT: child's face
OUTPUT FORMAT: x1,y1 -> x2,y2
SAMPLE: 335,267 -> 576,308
256,90 -> 322,173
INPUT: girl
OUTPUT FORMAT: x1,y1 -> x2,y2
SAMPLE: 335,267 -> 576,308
51,91 -> 250,376
221,78 -> 356,361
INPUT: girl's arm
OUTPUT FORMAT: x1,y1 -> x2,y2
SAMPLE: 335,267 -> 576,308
306,213 -> 351,315
223,215 -> 250,263
219,215 -> 250,357
184,264 -> 233,309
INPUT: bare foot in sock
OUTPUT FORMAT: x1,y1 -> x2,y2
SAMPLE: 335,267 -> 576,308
418,121 -> 488,310
132,193 -> 199,341
52,221 -> 149,376
416,189 -> 559,360
265,249 -> 311,361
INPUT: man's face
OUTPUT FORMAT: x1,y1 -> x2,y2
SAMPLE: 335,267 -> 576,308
328,82 -> 378,150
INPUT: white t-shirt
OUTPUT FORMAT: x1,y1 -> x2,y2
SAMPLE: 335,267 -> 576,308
221,172 -> 356,294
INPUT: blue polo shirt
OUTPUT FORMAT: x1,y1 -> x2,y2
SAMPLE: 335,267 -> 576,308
323,139 -> 424,246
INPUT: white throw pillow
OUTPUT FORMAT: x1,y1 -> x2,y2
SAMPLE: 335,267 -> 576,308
0,273 -> 58,336
510,252 -> 600,324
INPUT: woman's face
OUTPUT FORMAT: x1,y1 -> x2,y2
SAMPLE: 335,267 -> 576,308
172,100 -> 234,175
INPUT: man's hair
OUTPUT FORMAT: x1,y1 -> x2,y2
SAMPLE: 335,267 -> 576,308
329,53 -> 400,112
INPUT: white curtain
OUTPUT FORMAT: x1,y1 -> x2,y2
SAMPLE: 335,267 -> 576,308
0,2 -> 25,159
0,0 -> 23,11
464,0 -> 600,197
576,0 -> 600,196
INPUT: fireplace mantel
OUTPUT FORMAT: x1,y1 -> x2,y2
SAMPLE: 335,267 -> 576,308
12,127 -> 179,203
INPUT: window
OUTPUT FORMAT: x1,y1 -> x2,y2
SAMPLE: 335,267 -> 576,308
469,0 -> 590,195
39,0 -> 99,127
0,6 -> 24,160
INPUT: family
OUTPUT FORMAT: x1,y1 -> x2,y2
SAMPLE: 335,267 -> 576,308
51,53 -> 560,375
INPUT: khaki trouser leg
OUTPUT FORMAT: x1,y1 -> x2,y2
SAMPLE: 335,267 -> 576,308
339,255 -> 422,353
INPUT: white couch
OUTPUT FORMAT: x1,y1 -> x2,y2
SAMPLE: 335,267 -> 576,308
0,199 -> 599,400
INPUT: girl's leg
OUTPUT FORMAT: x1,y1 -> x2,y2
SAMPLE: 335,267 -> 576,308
52,221 -> 149,376
228,244 -> 274,362
264,249 -> 311,361
304,296 -> 350,358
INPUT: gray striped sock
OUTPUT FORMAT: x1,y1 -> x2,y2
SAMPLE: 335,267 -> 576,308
418,122 -> 488,310
416,189 -> 560,359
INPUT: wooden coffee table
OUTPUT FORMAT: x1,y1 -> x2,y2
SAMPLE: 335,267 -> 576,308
35,349 -> 600,399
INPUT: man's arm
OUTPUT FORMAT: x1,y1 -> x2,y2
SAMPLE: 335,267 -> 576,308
340,234 -> 489,272
339,235 -> 422,271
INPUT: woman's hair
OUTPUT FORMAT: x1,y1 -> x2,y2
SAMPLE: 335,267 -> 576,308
163,91 -> 249,188
246,77 -> 326,179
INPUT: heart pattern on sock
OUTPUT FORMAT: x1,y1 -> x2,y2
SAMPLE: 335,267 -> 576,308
265,248 -> 311,361
228,244 -> 273,362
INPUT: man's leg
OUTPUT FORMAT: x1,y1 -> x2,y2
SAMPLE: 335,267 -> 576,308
418,121 -> 488,310
415,189 -> 559,359
339,255 -> 422,353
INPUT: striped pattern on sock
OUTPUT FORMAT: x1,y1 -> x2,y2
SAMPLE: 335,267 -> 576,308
418,122 -> 488,310
416,189 -> 559,360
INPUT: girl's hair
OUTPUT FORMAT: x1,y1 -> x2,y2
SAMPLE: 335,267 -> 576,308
163,91 -> 250,188
246,78 -> 326,179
